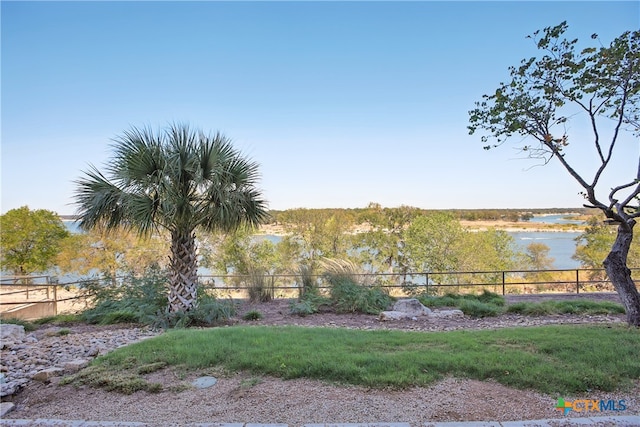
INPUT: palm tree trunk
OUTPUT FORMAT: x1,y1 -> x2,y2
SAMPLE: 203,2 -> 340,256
168,229 -> 199,312
603,223 -> 640,327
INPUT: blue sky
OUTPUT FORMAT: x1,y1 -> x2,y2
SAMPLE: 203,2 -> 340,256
2,1 -> 638,215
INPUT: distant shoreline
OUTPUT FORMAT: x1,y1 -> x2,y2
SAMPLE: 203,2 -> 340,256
257,220 -> 586,236
62,217 -> 586,235
458,220 -> 585,233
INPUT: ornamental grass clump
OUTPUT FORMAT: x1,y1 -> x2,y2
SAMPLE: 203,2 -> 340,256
321,259 -> 393,314
246,268 -> 274,303
297,263 -> 318,297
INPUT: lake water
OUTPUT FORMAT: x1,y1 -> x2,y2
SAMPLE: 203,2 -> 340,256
510,214 -> 583,269
64,214 -> 585,271
526,213 -> 583,225
509,231 -> 581,269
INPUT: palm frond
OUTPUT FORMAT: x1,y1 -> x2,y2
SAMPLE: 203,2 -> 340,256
74,166 -> 127,232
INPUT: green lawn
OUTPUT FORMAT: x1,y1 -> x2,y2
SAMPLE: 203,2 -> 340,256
70,324 -> 640,395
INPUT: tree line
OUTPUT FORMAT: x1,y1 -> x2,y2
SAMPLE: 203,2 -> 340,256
269,205 -> 595,224
3,205 -> 638,286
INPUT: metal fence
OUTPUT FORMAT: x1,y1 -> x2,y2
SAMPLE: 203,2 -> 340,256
197,268 -> 638,297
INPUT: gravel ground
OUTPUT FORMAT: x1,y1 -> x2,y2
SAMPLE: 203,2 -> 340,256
2,295 -> 639,425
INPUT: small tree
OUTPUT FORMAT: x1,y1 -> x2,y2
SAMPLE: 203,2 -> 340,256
278,208 -> 355,264
573,216 -> 640,287
206,227 -> 282,302
523,243 -> 556,271
56,227 -> 168,278
469,23 -> 640,325
0,206 -> 69,276
404,212 -> 465,274
355,204 -> 419,275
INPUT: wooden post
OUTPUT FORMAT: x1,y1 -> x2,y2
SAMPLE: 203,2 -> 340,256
53,285 -> 58,316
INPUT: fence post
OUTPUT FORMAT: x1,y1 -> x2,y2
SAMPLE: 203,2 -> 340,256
576,269 -> 580,294
502,271 -> 506,296
425,273 -> 429,294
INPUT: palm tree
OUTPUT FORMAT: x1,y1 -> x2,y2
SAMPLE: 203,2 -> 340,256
74,123 -> 268,312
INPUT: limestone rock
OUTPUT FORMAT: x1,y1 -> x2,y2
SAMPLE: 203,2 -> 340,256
0,401 -> 15,417
84,346 -> 100,357
192,376 -> 218,389
379,311 -> 413,321
392,299 -> 432,316
430,309 -> 464,318
64,359 -> 91,373
0,382 -> 19,397
380,300 -> 465,321
31,367 -> 65,382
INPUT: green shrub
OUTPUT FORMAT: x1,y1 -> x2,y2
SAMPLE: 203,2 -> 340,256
289,299 -> 316,317
289,289 -> 331,317
328,277 -> 392,314
418,294 -> 461,308
151,295 -> 236,329
243,310 -> 263,321
506,300 -> 625,316
553,300 -> 624,315
476,290 -> 505,306
418,291 -> 505,311
457,299 -> 502,318
417,291 -> 505,318
33,314 -> 80,325
81,267 -> 168,325
507,302 -> 554,315
99,310 -> 142,325
79,266 -> 236,328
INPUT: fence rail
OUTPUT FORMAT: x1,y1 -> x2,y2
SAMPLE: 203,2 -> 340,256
1,268 -> 638,320
196,268 -> 639,295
